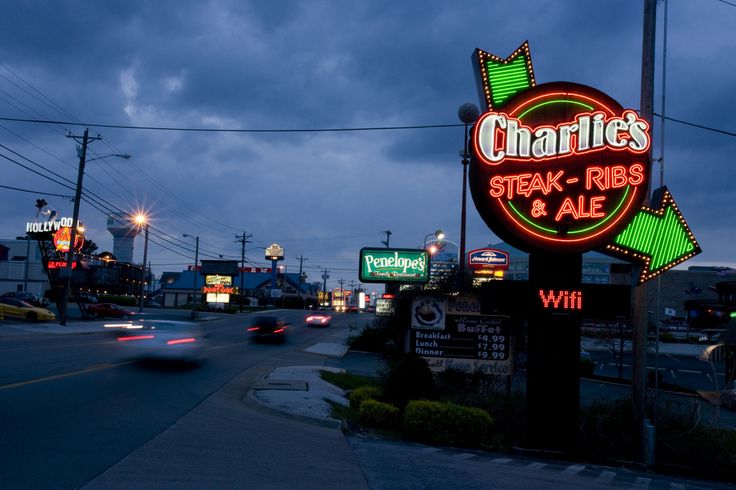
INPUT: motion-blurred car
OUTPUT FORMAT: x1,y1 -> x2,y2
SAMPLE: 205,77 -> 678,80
88,303 -> 136,319
0,298 -> 56,322
305,313 -> 332,327
116,320 -> 205,363
247,315 -> 288,341
722,381 -> 736,410
0,291 -> 50,308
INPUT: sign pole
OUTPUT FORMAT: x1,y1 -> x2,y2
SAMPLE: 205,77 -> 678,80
632,0 -> 657,466
525,252 -> 582,452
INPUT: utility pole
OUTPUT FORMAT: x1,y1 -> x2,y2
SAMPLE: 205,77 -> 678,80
338,278 -> 345,311
60,128 -> 100,326
235,232 -> 252,313
347,280 -> 356,309
321,268 -> 329,307
381,230 -> 392,248
296,255 -> 307,308
633,0 -> 657,466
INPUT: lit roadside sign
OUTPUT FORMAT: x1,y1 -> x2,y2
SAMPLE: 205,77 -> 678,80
359,248 -> 430,284
265,243 -> 284,261
469,80 -> 651,254
468,248 -> 509,271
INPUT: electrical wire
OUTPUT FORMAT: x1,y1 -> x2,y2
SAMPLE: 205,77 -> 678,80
0,146 -> 229,259
0,183 -> 72,198
654,113 -> 736,138
0,116 -> 463,133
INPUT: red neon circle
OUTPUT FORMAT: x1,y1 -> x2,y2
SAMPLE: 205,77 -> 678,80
469,81 -> 650,254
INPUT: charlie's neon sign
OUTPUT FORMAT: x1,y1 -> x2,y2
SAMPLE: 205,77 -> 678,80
470,81 -> 651,253
475,110 -> 649,164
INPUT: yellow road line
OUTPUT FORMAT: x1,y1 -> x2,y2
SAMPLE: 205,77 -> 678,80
0,340 -> 118,353
0,361 -> 135,391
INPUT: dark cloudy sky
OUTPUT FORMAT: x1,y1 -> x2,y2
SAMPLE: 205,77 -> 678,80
1,0 -> 734,292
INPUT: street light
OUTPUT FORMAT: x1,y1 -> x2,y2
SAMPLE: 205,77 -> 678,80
458,103 -> 480,283
59,129 -> 130,325
183,234 -> 199,320
134,213 -> 149,313
86,153 -> 131,163
423,229 -> 445,248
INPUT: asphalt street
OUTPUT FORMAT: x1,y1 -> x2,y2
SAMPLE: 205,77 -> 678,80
1,311 -> 733,489
0,309 -> 371,489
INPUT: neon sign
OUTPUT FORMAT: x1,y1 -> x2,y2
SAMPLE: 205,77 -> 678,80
53,227 -> 85,253
359,248 -> 430,284
604,186 -> 701,284
469,81 -> 651,253
202,284 -> 235,294
538,290 -> 582,310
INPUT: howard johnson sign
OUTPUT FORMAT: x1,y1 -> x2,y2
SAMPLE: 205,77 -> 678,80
468,248 -> 509,271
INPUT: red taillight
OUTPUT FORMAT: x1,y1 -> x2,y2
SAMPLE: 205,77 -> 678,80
247,327 -> 260,332
274,328 -> 285,334
306,316 -> 314,322
167,338 -> 196,345
117,335 -> 155,341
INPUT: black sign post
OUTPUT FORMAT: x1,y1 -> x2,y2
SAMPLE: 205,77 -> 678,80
526,252 -> 582,452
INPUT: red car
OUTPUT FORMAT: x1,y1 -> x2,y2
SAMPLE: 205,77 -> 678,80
88,303 -> 136,319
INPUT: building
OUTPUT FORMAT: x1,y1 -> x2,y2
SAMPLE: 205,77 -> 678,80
0,238 -> 48,296
487,242 -> 633,284
160,269 -> 318,308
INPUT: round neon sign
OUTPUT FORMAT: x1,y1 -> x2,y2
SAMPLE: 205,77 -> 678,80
470,82 -> 651,253
53,226 -> 85,253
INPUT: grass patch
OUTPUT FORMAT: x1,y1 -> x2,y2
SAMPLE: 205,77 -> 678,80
319,370 -> 380,391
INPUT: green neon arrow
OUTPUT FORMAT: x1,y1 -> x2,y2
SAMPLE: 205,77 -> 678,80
605,187 -> 701,284
474,41 -> 535,111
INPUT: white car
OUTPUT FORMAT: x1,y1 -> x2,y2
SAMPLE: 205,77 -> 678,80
305,313 -> 332,327
116,320 -> 206,363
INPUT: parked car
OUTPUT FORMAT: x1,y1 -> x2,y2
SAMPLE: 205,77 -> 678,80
87,303 -> 136,319
247,315 -> 288,342
77,292 -> 98,303
722,381 -> 736,410
305,313 -> 332,327
0,291 -> 50,308
116,320 -> 206,363
0,298 -> 56,322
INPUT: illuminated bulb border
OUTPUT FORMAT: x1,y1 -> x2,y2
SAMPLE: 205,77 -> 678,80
604,188 -> 701,284
475,41 -> 536,111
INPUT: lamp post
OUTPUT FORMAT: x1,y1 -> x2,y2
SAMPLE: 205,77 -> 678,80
457,103 -> 480,283
183,234 -> 199,319
423,229 -> 445,249
59,130 -> 131,325
134,213 -> 149,313
87,153 -> 131,163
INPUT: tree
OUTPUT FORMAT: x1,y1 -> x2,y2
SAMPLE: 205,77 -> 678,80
80,239 -> 99,257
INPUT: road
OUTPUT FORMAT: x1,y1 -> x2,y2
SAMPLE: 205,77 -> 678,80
1,311 -> 731,489
0,309 -> 369,489
588,350 -> 726,393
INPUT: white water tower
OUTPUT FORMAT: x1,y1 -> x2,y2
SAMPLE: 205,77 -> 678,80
106,214 -> 137,263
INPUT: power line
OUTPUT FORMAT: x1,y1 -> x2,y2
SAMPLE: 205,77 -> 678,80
3,113 -> 735,140
654,113 -> 736,138
0,183 -> 72,198
0,115 -> 462,133
0,145 -> 228,260
716,0 -> 736,7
